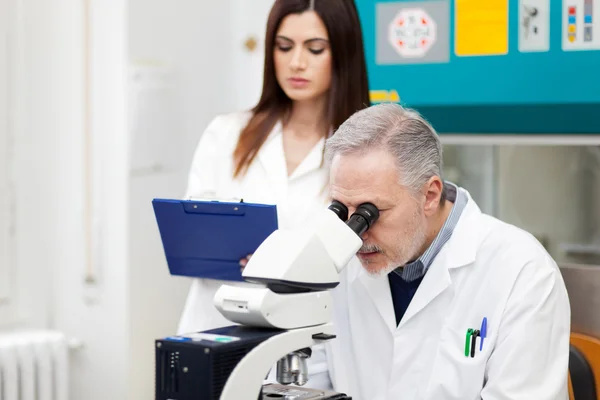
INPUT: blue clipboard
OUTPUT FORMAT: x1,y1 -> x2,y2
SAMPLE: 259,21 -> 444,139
152,198 -> 278,282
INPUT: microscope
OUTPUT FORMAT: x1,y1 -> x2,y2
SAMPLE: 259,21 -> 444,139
155,201 -> 379,400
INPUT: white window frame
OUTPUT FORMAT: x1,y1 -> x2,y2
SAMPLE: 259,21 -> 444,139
0,0 -> 17,327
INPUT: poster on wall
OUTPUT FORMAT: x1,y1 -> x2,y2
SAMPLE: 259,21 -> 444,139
518,0 -> 550,52
563,0 -> 600,50
388,8 -> 438,58
376,0 -> 450,64
454,0 -> 509,57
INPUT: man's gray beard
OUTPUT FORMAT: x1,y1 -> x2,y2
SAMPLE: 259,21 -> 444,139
362,224 -> 428,278
365,262 -> 401,278
360,246 -> 398,277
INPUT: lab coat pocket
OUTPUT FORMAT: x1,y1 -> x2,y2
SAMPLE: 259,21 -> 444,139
424,323 -> 490,400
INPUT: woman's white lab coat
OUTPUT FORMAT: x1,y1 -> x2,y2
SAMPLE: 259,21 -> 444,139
310,188 -> 571,400
177,111 -> 330,334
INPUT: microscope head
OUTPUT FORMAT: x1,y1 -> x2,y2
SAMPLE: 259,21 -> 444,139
240,201 -> 379,293
213,200 -> 378,329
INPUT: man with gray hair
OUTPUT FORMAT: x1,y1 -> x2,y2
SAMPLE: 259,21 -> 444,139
307,103 -> 571,399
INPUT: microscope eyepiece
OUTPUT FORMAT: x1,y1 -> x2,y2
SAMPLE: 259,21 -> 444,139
328,200 -> 349,222
346,203 -> 379,237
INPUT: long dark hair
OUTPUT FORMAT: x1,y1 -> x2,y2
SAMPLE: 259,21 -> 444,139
233,0 -> 370,178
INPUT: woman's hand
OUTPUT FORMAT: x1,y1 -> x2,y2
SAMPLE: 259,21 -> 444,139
239,254 -> 252,272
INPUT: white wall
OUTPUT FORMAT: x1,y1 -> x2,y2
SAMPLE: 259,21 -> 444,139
5,0 -> 274,396
8,0 -> 129,399
125,1 -> 272,398
53,1 -> 130,398
127,2 -> 232,399
228,0 -> 275,111
0,0 -> 12,320
10,0 -> 63,331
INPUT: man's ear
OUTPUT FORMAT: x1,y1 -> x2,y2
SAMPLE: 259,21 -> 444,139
422,176 -> 444,217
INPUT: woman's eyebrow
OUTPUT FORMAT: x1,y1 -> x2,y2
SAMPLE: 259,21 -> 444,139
276,35 -> 329,44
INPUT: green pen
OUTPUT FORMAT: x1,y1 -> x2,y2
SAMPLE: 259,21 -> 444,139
464,328 -> 474,357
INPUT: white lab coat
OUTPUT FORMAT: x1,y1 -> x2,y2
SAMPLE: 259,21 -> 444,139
309,188 -> 571,400
177,111 -> 330,334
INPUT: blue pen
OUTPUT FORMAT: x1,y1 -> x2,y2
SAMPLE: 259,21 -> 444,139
480,317 -> 487,351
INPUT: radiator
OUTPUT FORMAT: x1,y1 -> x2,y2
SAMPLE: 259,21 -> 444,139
0,331 -> 69,400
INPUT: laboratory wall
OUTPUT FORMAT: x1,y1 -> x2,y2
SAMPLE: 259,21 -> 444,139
1,0 -> 62,333
1,0 -> 273,399
6,1 -> 130,399
128,1 -> 230,398
0,0 -> 11,323
126,1 -> 273,399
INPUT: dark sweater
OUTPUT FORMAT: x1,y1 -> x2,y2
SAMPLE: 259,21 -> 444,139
388,271 -> 424,326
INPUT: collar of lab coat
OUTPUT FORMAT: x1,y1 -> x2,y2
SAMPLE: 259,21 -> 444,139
437,187 -> 480,269
352,187 -> 481,332
257,120 -> 327,184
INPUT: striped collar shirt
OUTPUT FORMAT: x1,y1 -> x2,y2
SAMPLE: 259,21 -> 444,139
394,182 -> 468,282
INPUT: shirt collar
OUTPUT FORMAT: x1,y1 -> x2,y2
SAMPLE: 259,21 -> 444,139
393,182 -> 468,281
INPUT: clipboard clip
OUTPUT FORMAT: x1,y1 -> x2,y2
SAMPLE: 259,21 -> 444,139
183,201 -> 247,216
186,192 -> 244,203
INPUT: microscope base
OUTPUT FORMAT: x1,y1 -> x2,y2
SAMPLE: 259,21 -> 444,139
155,324 -> 343,400
262,383 -> 352,399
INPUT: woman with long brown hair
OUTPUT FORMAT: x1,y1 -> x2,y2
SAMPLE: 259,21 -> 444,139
178,0 -> 370,334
